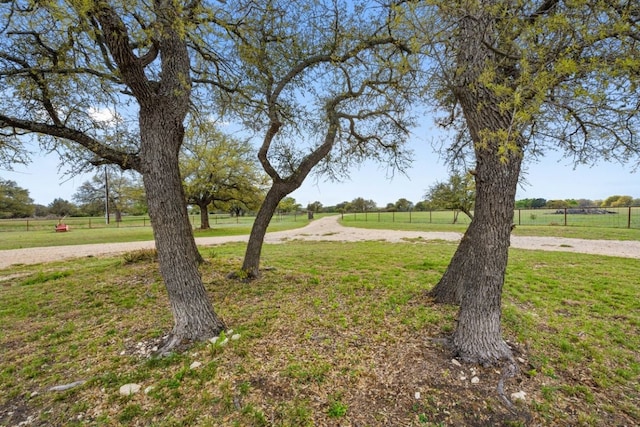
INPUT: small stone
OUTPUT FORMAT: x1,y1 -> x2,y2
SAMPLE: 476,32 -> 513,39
517,357 -> 525,364
190,361 -> 202,370
471,376 -> 480,384
459,375 -> 467,381
144,386 -> 155,394
119,383 -> 141,396
219,338 -> 229,346
511,391 -> 526,402
414,391 -> 421,399
30,391 -> 39,398
120,350 -> 126,355
231,334 -> 241,341
209,336 -> 219,344
226,329 -> 234,335
451,359 -> 462,367
48,380 -> 86,392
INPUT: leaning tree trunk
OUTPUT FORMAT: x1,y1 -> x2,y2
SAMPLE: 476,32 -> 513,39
141,110 -> 225,352
429,8 -> 525,364
240,184 -> 288,278
449,146 -> 522,364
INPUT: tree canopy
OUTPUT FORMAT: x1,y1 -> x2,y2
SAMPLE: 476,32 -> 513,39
180,120 -> 267,229
424,172 -> 475,222
0,178 -> 34,218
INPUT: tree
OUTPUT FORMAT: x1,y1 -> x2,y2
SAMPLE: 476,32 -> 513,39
307,201 -> 323,213
48,198 -> 78,218
73,169 -> 145,220
546,199 -> 569,209
395,198 -> 414,212
424,172 -> 475,223
350,197 -> 377,212
277,197 -> 301,214
412,0 -> 640,364
515,198 -> 547,209
0,0 -> 229,352
181,121 -> 267,229
0,179 -> 34,218
225,1 -> 415,278
602,195 -> 634,207
414,200 -> 429,211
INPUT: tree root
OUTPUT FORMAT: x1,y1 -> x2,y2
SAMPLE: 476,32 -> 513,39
496,359 -> 519,413
154,334 -> 186,357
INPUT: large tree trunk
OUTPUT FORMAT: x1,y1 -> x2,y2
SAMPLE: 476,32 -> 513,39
240,184 -> 288,278
448,148 -> 522,364
198,201 -> 211,229
429,8 -> 524,364
140,110 -> 225,352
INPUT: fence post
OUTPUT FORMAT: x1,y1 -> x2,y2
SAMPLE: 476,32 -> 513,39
378,211 -> 380,222
392,211 -> 395,222
518,209 -> 521,226
365,211 -> 367,222
429,210 -> 432,223
629,206 -> 632,229
409,209 -> 412,223
26,219 -> 29,231
564,208 -> 567,226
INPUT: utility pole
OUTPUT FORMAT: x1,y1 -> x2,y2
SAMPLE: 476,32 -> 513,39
105,166 -> 110,224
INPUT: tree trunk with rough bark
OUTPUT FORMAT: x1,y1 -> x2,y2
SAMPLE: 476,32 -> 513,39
241,184 -> 288,278
140,109 -> 224,352
94,4 -> 224,351
198,201 -> 211,229
429,9 -> 524,364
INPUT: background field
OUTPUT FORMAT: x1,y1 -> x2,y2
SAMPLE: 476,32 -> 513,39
2,208 -> 640,251
0,215 -> 310,251
340,207 -> 640,229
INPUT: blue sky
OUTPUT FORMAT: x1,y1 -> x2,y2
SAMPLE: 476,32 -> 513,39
3,129 -> 638,208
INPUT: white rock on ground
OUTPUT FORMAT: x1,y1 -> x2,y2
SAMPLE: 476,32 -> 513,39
119,383 -> 141,396
511,391 -> 526,402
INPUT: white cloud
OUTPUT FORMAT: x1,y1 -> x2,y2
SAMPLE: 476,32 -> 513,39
88,107 -> 120,124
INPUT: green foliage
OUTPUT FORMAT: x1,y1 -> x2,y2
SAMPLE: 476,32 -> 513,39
48,198 -> 78,218
601,195 -> 634,207
424,171 -> 475,221
73,169 -> 146,218
277,197 -> 301,214
416,0 -> 640,167
0,179 -> 34,218
180,121 -> 268,226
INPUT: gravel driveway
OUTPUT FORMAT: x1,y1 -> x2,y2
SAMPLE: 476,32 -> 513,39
1,215 -> 638,269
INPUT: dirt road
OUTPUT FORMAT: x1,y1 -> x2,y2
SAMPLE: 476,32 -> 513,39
1,215 -> 638,269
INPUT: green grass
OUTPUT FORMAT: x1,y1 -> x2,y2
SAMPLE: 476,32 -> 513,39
1,241 -> 638,426
340,215 -> 640,241
0,214 -> 309,250
339,207 -> 640,230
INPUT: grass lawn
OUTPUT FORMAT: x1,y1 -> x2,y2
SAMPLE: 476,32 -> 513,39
1,241 -> 638,426
0,216 -> 309,251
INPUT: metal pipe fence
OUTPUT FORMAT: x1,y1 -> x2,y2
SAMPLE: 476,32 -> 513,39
340,206 -> 640,229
